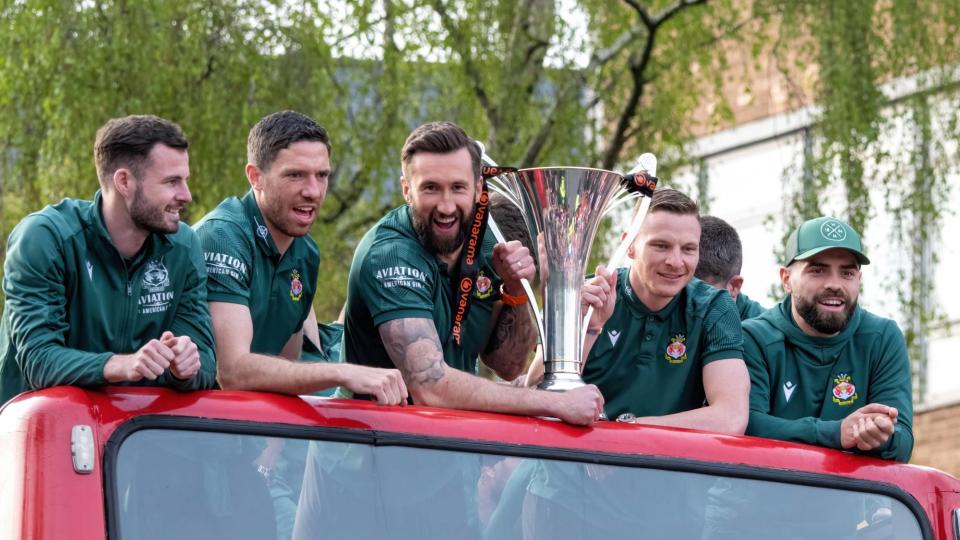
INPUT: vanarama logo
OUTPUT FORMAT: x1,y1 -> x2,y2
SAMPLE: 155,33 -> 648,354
204,252 -> 249,281
832,373 -> 858,406
376,266 -> 427,289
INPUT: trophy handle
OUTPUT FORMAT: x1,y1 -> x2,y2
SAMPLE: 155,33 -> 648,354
487,217 -> 547,351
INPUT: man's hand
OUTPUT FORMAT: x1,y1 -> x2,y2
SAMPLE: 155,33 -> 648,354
493,240 -> 535,295
103,339 -> 175,382
161,331 -> 201,380
548,384 -> 605,426
339,364 -> 409,405
841,403 -> 898,450
581,265 -> 617,330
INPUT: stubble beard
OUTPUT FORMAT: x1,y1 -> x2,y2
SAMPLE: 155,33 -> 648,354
130,184 -> 179,234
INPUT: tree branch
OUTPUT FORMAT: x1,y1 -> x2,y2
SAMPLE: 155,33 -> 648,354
432,0 -> 498,127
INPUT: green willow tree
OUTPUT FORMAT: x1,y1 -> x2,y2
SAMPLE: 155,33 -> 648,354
1,0 -> 745,318
762,0 -> 960,400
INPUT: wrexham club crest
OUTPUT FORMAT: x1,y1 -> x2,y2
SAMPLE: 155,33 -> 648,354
832,373 -> 858,406
290,269 -> 303,302
474,271 -> 492,299
665,334 -> 687,364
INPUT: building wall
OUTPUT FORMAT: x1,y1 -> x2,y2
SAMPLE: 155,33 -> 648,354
912,400 -> 960,477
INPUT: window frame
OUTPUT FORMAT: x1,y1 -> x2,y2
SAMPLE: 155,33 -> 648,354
102,415 -> 934,540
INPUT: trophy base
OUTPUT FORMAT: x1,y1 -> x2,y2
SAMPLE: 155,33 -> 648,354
538,372 -> 586,392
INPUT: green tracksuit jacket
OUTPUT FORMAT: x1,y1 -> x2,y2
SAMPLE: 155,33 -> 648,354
743,296 -> 913,462
0,193 -> 217,403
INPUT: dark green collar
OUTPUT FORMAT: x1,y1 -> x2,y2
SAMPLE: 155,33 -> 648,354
241,190 -> 281,259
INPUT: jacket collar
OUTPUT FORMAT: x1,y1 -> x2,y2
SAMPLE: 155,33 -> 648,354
83,190 -> 173,265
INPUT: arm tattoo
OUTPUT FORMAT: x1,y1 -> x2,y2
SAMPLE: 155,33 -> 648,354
483,304 -> 537,378
379,318 -> 445,386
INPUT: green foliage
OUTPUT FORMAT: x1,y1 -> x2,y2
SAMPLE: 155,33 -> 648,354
766,0 -> 960,401
2,0 -> 743,321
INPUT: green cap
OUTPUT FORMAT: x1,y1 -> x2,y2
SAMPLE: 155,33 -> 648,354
784,216 -> 870,266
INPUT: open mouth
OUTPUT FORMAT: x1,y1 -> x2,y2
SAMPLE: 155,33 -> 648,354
293,206 -> 316,223
432,215 -> 459,234
817,297 -> 846,311
165,207 -> 182,219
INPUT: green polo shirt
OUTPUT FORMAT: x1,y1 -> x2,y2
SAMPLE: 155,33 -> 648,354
736,292 -> 765,320
743,296 -> 914,462
343,206 -> 500,375
193,190 -> 319,355
0,193 -> 216,403
583,269 -> 744,420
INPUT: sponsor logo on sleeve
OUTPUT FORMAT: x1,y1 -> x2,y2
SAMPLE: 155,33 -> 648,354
139,259 -> 174,315
376,266 -> 427,290
204,252 -> 250,281
831,373 -> 858,406
664,333 -> 687,364
290,269 -> 304,301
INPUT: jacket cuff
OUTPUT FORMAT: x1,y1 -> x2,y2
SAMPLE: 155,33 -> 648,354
815,419 -> 843,449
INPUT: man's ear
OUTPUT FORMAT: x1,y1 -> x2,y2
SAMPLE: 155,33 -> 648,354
727,275 -> 744,301
245,163 -> 262,191
779,266 -> 792,294
401,176 -> 412,204
475,177 -> 483,203
113,168 -> 134,200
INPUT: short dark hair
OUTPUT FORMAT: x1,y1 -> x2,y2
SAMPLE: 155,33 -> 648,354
247,111 -> 331,171
94,115 -> 188,184
649,188 -> 699,216
401,121 -> 481,180
695,215 -> 743,284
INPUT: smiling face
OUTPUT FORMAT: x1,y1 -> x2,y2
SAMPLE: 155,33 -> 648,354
401,146 -> 481,258
128,144 -> 191,234
627,210 -> 701,311
249,140 -> 329,248
781,248 -> 861,337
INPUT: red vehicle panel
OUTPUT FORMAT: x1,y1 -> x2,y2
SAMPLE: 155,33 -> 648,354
2,386 -> 958,539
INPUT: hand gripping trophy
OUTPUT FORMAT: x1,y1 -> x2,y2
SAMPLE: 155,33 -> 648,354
480,147 -> 658,392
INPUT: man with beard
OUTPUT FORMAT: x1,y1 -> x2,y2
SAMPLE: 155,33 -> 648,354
340,121 -> 604,425
0,115 -> 216,403
193,111 -> 406,401
743,216 -> 913,461
696,215 -> 765,320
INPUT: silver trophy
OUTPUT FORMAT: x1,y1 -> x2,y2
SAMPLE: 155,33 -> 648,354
486,163 -> 657,391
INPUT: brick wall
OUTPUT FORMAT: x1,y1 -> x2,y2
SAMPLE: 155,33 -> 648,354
911,399 -> 960,477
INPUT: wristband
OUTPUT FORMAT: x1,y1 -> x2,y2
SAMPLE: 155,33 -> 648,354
585,327 -> 603,336
499,284 -> 529,306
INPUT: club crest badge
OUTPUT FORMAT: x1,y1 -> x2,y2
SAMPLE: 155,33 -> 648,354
142,260 -> 170,293
290,269 -> 303,302
474,272 -> 493,299
832,373 -> 858,406
665,334 -> 687,364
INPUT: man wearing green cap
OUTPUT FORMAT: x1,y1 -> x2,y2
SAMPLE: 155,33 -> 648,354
743,216 -> 913,462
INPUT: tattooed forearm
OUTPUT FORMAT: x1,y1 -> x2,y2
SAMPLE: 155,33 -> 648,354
483,304 -> 537,380
379,318 -> 445,386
